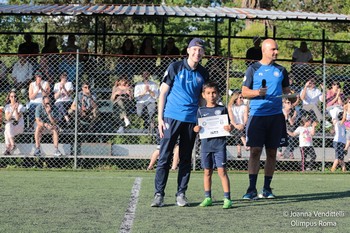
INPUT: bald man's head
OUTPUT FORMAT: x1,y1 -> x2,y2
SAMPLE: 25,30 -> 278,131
261,39 -> 278,64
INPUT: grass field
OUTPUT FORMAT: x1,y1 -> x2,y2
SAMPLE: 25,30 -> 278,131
1,170 -> 349,233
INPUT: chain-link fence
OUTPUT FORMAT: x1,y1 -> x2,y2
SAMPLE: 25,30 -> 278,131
0,52 -> 349,171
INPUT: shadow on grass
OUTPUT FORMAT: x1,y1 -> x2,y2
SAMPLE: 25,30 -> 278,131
235,190 -> 350,208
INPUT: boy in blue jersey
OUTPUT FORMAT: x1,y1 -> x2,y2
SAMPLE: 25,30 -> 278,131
242,39 -> 290,200
151,38 -> 209,207
193,81 -> 233,209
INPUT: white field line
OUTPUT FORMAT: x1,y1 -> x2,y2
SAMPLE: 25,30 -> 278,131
119,177 -> 142,233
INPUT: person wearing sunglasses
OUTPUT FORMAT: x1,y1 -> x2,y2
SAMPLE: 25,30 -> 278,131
3,90 -> 25,155
34,96 -> 61,157
70,82 -> 97,130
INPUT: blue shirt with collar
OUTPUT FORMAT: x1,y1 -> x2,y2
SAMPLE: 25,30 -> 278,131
162,58 -> 209,123
243,62 -> 289,116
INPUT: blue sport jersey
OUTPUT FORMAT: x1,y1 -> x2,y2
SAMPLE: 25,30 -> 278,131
197,105 -> 229,153
243,62 -> 289,116
162,58 -> 209,123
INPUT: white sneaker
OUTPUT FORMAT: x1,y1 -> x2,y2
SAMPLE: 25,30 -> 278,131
124,118 -> 130,127
117,126 -> 124,133
54,148 -> 62,157
325,121 -> 332,129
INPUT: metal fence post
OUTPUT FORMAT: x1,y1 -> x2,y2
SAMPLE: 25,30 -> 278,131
73,50 -> 79,169
321,58 -> 326,172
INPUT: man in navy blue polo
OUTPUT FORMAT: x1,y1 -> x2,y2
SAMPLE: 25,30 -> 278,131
151,38 -> 209,207
242,39 -> 290,200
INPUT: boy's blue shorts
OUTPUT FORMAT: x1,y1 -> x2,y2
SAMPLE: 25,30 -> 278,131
201,151 -> 227,169
246,113 -> 287,148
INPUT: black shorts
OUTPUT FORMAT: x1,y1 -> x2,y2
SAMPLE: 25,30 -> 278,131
246,113 -> 287,148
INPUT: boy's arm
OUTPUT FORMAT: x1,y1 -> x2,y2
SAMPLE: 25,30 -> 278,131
193,125 -> 201,133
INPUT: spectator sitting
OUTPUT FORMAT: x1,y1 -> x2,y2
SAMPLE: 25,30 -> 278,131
18,33 -> 40,55
292,41 -> 314,86
161,37 -> 180,56
17,33 -> 39,66
3,90 -> 25,155
245,36 -> 262,67
116,38 -> 136,78
28,71 -> 50,125
62,35 -> 81,53
70,82 -> 97,130
42,36 -> 60,54
134,71 -> 159,132
138,37 -> 158,73
119,38 -> 135,55
139,37 -> 157,56
110,78 -> 132,133
300,78 -> 323,123
11,56 -> 33,91
160,37 -> 180,75
34,96 -> 61,157
227,91 -> 249,158
326,81 -> 344,116
41,36 -> 60,80
292,41 -> 313,63
54,71 -> 73,126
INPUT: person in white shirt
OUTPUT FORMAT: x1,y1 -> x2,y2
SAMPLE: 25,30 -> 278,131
3,90 -> 25,155
292,42 -> 313,63
54,71 -> 73,124
331,110 -> 347,172
11,56 -> 33,90
300,78 -> 323,123
28,71 -> 50,125
292,42 -> 314,86
134,71 -> 159,131
227,91 -> 249,158
288,116 -> 318,171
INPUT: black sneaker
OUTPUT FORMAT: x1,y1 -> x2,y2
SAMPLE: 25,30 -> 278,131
3,149 -> 10,155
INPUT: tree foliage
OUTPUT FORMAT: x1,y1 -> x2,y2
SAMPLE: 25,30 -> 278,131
0,0 -> 349,63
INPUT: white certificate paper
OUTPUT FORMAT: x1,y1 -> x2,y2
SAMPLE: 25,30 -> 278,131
197,114 -> 230,139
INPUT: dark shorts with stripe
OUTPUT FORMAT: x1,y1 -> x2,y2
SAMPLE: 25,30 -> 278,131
246,113 -> 287,148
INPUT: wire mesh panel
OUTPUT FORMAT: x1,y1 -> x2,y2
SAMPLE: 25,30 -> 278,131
0,53 -> 348,172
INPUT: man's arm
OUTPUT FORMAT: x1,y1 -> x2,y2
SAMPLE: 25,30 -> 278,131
158,82 -> 170,138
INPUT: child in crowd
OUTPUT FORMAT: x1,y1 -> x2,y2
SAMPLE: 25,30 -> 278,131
193,81 -> 233,209
227,91 -> 249,158
341,97 -> 350,154
331,111 -> 347,172
288,115 -> 318,171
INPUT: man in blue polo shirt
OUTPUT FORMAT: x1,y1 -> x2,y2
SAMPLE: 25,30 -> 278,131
242,39 -> 290,200
151,38 -> 209,207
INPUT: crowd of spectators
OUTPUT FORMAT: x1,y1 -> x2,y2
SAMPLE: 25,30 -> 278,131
0,34 -> 347,164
